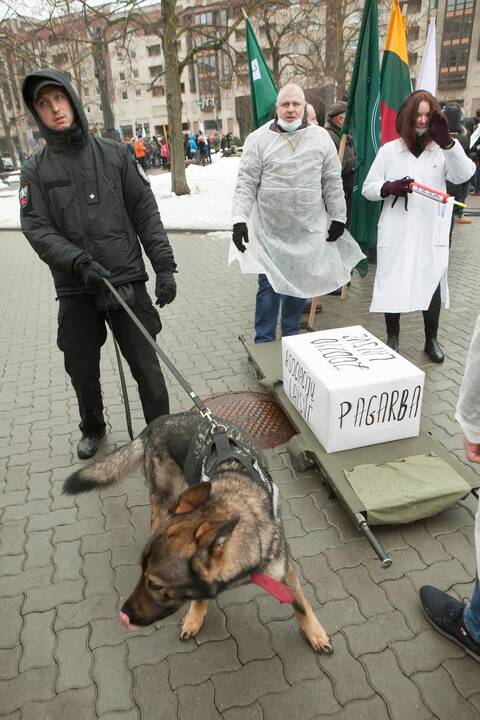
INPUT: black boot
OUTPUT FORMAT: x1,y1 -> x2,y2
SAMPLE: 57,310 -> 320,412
424,337 -> 444,363
77,431 -> 105,460
386,335 -> 399,352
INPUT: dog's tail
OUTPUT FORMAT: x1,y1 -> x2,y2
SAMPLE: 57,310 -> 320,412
63,437 -> 145,495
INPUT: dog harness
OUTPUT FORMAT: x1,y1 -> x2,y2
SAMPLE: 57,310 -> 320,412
200,426 -> 279,518
200,426 -> 292,604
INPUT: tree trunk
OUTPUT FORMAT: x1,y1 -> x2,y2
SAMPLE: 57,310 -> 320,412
0,90 -> 18,170
162,0 -> 190,195
324,0 -> 337,108
93,37 -> 115,131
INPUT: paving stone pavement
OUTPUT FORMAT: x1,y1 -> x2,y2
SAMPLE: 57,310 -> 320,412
1,217 -> 480,719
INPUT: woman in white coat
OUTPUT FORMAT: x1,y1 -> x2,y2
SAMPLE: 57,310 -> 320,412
362,90 -> 475,362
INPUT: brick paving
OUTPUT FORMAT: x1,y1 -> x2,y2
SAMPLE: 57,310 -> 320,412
0,213 -> 480,719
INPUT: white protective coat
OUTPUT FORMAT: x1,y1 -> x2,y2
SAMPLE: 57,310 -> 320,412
362,138 -> 475,313
455,314 -> 480,579
229,123 -> 365,298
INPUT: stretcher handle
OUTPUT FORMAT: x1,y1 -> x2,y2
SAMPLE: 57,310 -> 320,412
358,518 -> 392,568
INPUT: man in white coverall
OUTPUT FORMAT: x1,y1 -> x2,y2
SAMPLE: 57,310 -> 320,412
420,315 -> 480,662
229,83 -> 364,343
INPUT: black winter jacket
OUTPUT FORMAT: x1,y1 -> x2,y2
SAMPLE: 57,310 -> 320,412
324,121 -> 356,194
20,68 -> 176,296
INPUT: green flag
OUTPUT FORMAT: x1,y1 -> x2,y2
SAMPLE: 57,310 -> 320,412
343,0 -> 381,275
245,17 -> 277,129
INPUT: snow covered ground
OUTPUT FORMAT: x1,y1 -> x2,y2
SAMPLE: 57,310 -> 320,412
0,154 -> 239,231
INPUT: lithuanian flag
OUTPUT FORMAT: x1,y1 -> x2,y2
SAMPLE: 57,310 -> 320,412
380,0 -> 412,144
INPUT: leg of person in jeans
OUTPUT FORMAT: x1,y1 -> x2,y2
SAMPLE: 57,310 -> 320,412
280,294 -> 307,337
423,284 -> 444,363
464,577 -> 480,644
108,283 -> 169,424
385,313 -> 400,351
254,274 -> 281,344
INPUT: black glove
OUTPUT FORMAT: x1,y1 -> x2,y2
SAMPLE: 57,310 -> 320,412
326,220 -> 345,243
76,259 -> 111,291
155,271 -> 177,308
232,222 -> 249,252
428,111 -> 453,149
380,177 -> 413,198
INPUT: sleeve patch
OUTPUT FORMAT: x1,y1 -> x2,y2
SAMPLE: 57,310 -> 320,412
19,185 -> 30,209
136,162 -> 150,185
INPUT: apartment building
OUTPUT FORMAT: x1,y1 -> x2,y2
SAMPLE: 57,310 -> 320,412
1,0 -> 479,156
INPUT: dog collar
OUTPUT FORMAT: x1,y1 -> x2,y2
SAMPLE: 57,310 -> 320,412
250,572 -> 295,604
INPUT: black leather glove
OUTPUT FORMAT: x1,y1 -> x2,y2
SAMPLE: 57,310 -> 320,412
380,177 -> 413,198
326,220 -> 345,242
76,259 -> 111,291
155,271 -> 177,307
232,222 -> 249,252
428,111 -> 453,149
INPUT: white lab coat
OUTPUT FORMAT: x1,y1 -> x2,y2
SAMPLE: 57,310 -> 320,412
455,314 -> 480,578
229,122 -> 364,298
362,138 -> 475,313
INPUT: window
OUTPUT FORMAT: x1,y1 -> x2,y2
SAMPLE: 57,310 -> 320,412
180,82 -> 185,93
149,64 -> 163,77
131,50 -> 137,59
147,44 -> 161,57
53,52 -> 68,65
117,50 -> 123,61
122,91 -> 128,100
86,106 -> 91,113
152,85 -> 165,96
133,69 -> 139,78
408,51 -> 418,65
119,71 -> 125,81
135,88 -> 141,97
407,25 -> 419,41
84,87 -> 89,97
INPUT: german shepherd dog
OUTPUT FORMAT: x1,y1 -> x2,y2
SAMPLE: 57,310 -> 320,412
63,412 -> 332,653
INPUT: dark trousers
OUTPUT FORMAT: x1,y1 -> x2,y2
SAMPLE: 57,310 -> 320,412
384,284 -> 441,339
57,283 -> 169,435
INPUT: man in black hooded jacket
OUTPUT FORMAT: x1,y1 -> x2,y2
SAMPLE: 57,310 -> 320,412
20,68 -> 177,459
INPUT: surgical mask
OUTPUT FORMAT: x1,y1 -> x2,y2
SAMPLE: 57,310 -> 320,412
416,128 -> 428,136
277,117 -> 303,132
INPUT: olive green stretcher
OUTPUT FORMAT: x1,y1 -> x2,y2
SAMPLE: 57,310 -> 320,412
240,337 -> 480,566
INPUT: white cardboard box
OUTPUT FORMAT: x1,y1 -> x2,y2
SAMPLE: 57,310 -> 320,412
282,326 -> 424,453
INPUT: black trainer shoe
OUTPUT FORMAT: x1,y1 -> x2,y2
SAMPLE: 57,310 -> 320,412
424,338 -> 444,363
77,432 -> 105,460
420,585 -> 480,662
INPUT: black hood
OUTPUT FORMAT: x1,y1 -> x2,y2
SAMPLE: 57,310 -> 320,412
22,67 -> 89,149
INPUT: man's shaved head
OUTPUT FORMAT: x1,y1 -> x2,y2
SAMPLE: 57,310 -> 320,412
276,83 -> 305,105
276,83 -> 306,124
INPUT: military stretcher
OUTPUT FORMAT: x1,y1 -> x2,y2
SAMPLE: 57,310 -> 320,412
240,337 -> 480,567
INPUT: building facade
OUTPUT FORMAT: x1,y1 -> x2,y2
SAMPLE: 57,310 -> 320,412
1,0 -> 479,158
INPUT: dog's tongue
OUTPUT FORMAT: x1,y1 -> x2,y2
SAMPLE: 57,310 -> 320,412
118,611 -> 141,631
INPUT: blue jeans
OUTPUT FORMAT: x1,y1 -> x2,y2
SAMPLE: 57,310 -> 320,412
464,577 -> 480,643
254,274 -> 307,344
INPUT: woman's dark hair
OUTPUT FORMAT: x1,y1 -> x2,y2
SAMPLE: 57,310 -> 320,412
395,90 -> 441,153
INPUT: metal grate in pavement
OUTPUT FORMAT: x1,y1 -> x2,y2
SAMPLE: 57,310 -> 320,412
200,391 -> 296,449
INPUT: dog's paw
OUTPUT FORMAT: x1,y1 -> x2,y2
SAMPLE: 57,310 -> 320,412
179,615 -> 202,640
307,631 -> 334,654
301,620 -> 334,654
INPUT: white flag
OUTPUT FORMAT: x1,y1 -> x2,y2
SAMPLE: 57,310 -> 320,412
416,18 -> 436,95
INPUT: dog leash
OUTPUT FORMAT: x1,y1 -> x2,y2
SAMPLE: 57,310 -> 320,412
102,278 -> 220,431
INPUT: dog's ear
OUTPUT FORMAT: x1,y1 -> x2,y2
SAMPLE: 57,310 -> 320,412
194,516 -> 240,556
172,482 -> 212,514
